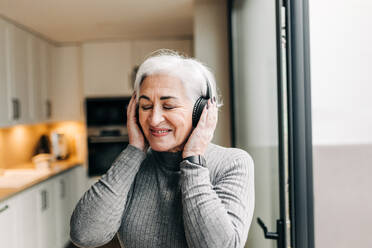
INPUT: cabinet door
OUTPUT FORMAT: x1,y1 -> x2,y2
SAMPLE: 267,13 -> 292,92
0,19 -> 11,127
28,34 -> 42,122
69,166 -> 86,208
51,46 -> 83,122
40,41 -> 53,121
54,173 -> 71,248
0,198 -> 18,248
36,180 -> 57,248
82,41 -> 132,97
16,187 -> 39,248
7,24 -> 32,124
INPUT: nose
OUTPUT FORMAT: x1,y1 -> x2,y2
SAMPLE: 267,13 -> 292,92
148,107 -> 165,126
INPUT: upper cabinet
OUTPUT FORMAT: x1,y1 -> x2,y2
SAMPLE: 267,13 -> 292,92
82,41 -> 133,97
51,46 -> 83,122
27,34 -> 42,122
131,40 -> 193,66
0,19 -> 58,128
1,16 -> 193,127
40,41 -> 53,121
7,24 -> 32,124
0,19 -> 10,127
82,39 -> 193,97
28,35 -> 53,123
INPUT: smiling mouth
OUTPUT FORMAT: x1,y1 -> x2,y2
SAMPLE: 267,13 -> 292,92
150,128 -> 172,137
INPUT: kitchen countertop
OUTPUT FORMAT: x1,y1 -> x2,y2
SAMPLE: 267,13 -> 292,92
0,157 -> 84,202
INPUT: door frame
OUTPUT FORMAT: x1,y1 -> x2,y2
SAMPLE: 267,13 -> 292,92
285,0 -> 315,247
227,0 -> 315,247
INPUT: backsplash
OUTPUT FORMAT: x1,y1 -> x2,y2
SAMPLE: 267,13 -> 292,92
0,121 -> 86,169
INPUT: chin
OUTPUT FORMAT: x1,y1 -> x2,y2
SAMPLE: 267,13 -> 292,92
149,142 -> 182,152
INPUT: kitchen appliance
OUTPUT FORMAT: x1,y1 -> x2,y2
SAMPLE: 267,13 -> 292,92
51,132 -> 69,160
32,134 -> 53,169
86,97 -> 130,127
85,97 -> 131,177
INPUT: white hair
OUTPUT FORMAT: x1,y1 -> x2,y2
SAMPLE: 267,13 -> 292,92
133,50 -> 222,107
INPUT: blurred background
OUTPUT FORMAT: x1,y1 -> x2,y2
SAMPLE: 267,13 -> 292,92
0,0 -> 371,248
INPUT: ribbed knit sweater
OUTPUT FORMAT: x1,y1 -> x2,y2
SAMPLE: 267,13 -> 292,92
70,143 -> 255,248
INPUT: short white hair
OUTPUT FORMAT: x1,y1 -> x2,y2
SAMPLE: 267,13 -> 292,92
134,50 -> 221,107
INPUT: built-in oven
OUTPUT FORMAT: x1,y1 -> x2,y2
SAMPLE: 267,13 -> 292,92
87,132 -> 129,176
85,97 -> 131,177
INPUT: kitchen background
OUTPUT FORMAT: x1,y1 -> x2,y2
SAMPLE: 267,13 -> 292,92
1,0 -> 371,248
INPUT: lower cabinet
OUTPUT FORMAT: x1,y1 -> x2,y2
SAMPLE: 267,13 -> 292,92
55,170 -> 77,247
0,197 -> 18,248
17,186 -> 39,248
36,179 -> 58,248
0,165 -> 86,248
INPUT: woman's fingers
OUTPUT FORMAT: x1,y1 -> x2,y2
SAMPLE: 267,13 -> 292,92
127,93 -> 137,121
209,98 -> 218,128
127,92 -> 147,152
182,98 -> 218,158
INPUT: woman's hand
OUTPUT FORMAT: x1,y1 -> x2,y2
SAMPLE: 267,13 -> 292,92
182,98 -> 218,158
127,93 -> 148,152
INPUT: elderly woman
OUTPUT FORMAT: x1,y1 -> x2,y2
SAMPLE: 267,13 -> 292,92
70,52 -> 255,248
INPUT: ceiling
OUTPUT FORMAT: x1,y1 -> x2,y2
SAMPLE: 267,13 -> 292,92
0,0 -> 194,44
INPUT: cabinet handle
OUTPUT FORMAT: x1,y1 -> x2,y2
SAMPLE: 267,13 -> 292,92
17,99 -> 21,119
12,98 -> 20,120
46,99 -> 52,118
60,179 -> 66,199
41,190 -> 48,211
0,205 -> 9,214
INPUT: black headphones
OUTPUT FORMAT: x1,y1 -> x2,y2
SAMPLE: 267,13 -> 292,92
192,80 -> 212,127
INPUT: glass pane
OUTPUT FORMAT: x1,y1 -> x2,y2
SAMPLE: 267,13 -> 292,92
310,0 -> 372,247
231,0 -> 281,247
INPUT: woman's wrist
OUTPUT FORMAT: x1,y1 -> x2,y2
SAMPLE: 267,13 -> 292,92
182,151 -> 204,159
129,143 -> 147,153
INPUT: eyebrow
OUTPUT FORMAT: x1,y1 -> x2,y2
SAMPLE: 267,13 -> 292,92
139,95 -> 178,101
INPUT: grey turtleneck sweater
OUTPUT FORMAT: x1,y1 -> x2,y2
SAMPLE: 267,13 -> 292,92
70,143 -> 254,248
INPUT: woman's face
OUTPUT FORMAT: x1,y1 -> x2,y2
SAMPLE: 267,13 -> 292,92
138,74 -> 193,152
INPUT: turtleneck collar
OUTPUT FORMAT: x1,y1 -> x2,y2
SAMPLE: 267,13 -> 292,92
151,148 -> 183,172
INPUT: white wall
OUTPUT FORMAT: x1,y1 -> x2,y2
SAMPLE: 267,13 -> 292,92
193,0 -> 232,147
310,1 -> 372,247
313,144 -> 372,248
310,0 -> 372,145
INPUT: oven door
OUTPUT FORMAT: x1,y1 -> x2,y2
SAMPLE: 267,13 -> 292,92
88,136 -> 129,177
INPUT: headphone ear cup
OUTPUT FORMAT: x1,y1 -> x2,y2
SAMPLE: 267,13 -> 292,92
192,97 -> 208,127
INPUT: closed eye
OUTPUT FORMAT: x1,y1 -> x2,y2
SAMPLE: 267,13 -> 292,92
141,105 -> 152,110
140,105 -> 177,110
163,106 -> 175,110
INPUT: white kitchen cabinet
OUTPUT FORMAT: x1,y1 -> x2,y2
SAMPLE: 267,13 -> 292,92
71,165 -> 86,205
55,166 -> 86,247
40,41 -> 53,121
0,18 -> 55,127
6,23 -> 33,124
16,187 -> 39,248
82,39 -> 193,98
27,34 -> 42,123
0,165 -> 85,248
30,36 -> 53,123
0,197 -> 18,248
0,18 -> 11,127
36,179 -> 58,248
55,172 -> 72,247
51,46 -> 84,122
131,39 -> 193,67
82,41 -> 133,97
